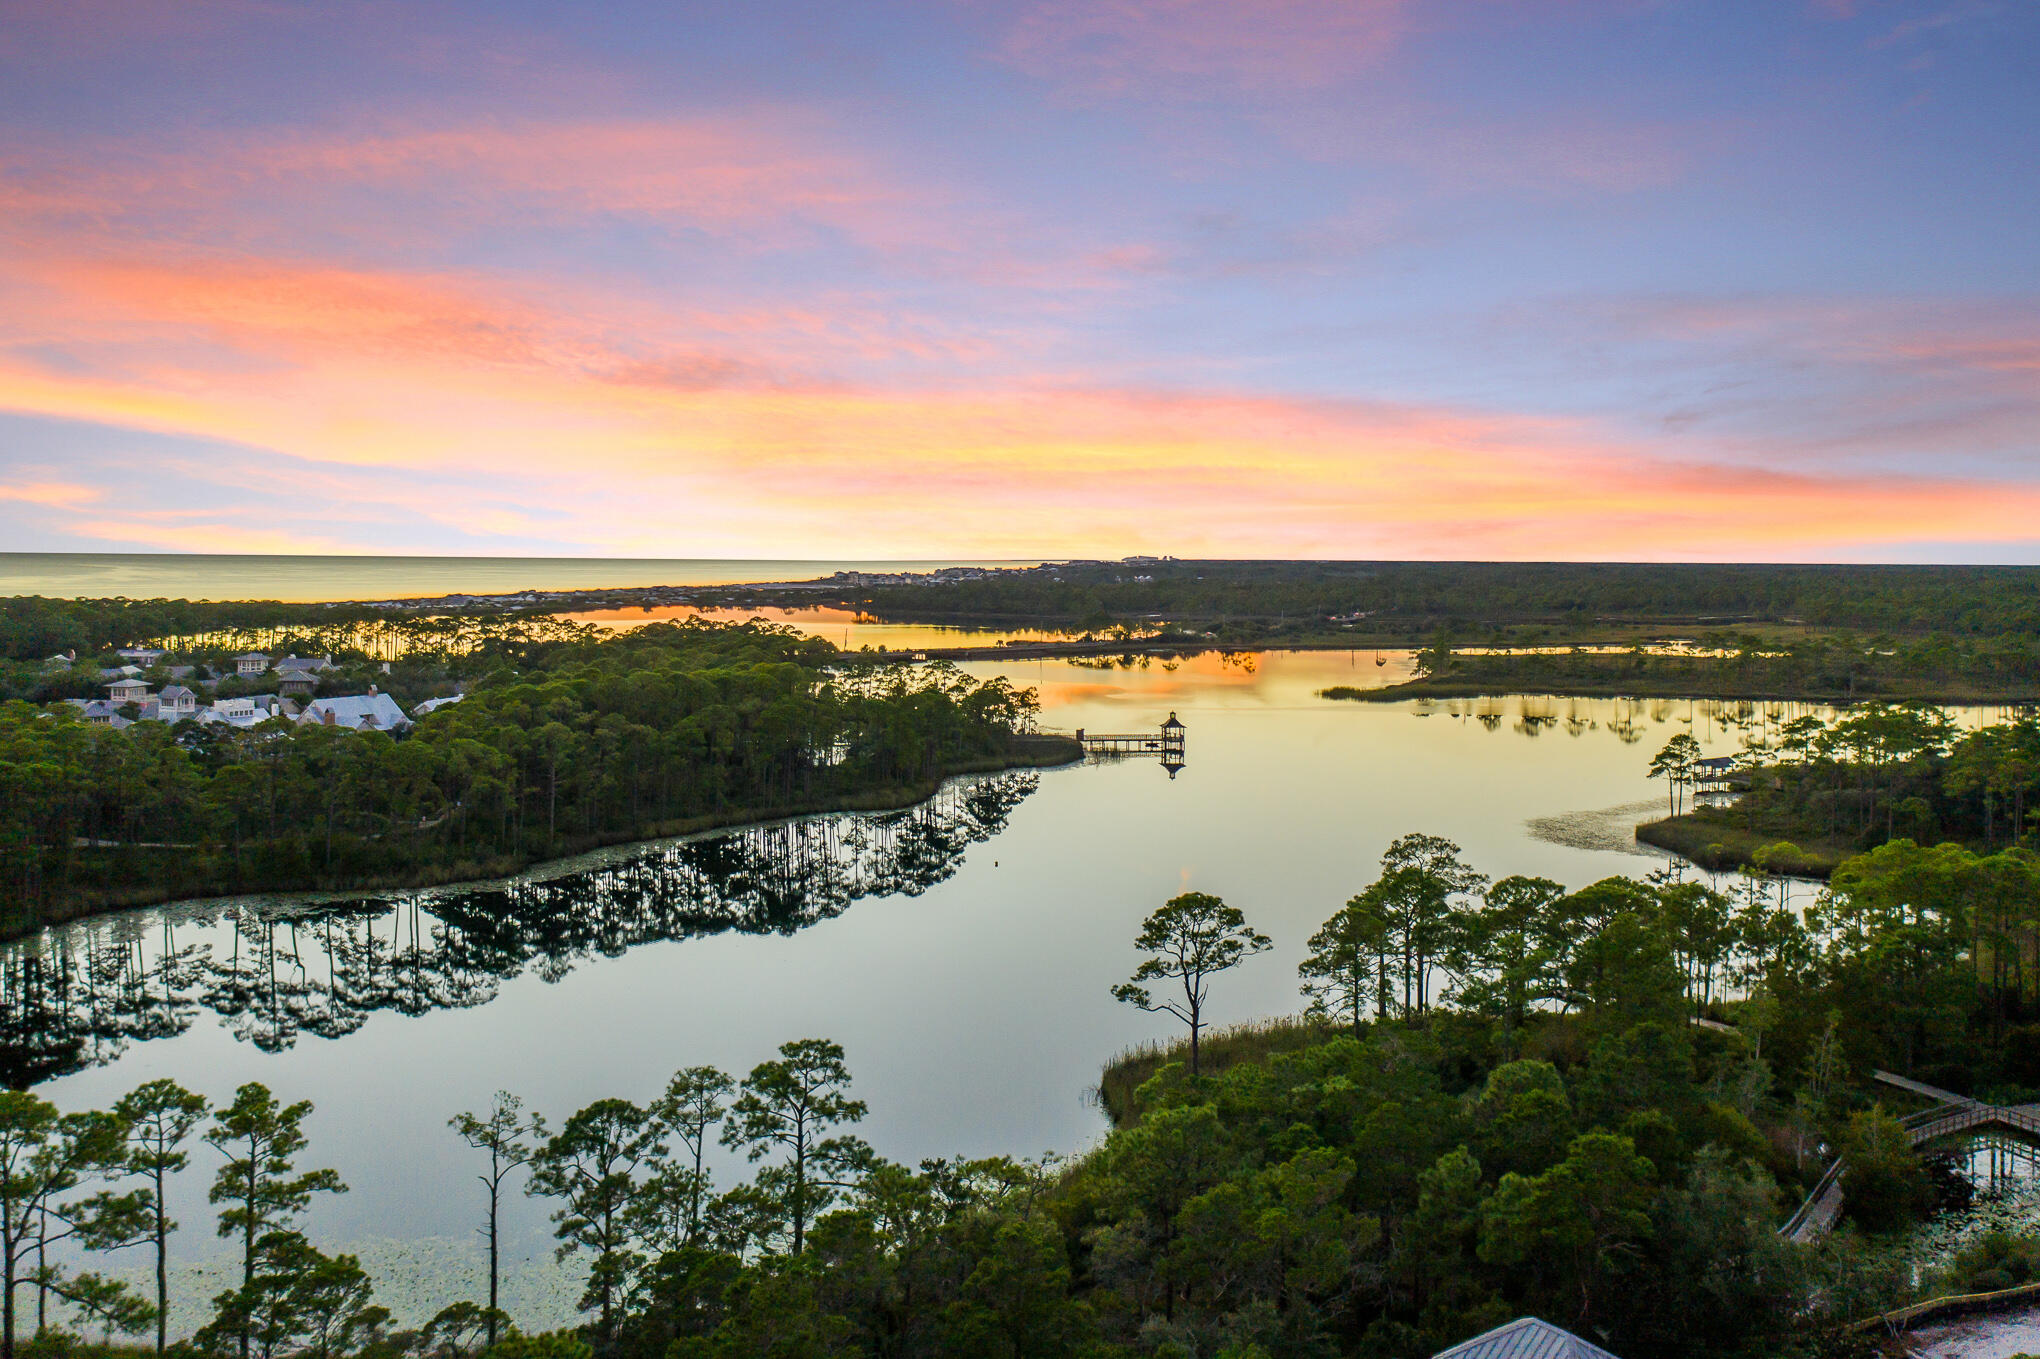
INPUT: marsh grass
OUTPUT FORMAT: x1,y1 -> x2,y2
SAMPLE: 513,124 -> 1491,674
1634,810 -> 1855,878
1096,1015 -> 1334,1128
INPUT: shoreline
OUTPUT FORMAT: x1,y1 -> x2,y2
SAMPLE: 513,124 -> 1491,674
1631,811 -> 1857,878
1,736 -> 1082,945
1327,675 -> 2040,707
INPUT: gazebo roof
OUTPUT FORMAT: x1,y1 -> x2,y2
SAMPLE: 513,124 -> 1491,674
1433,1317 -> 1623,1359
1160,711 -> 1185,729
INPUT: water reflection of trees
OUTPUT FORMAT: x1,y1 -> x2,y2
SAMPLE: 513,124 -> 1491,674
1435,695 -> 2016,752
0,773 -> 1038,1087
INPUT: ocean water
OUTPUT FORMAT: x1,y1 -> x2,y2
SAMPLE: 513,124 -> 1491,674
0,553 -> 1042,603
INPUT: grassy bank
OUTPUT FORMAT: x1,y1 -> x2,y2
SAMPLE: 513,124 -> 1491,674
1633,810 -> 1857,878
1327,651 -> 2040,706
2,735 -> 1081,942
1096,1016 -> 1334,1127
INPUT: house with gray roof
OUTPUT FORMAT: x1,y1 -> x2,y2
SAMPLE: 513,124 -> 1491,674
1433,1318 -> 1623,1359
158,685 -> 199,718
233,652 -> 272,676
410,694 -> 464,716
273,655 -> 333,696
105,677 -> 152,705
300,691 -> 411,733
69,699 -> 132,728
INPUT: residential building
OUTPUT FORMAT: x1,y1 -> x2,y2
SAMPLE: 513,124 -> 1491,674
1433,1318 -> 1623,1359
201,694 -> 296,727
68,699 -> 132,728
300,690 -> 411,733
233,652 -> 272,676
105,677 -> 152,705
410,694 -> 464,716
158,685 -> 199,717
117,647 -> 168,665
273,656 -> 332,696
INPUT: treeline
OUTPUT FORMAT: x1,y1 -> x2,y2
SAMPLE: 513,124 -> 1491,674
0,597 -> 400,664
1365,634 -> 2040,703
0,622 -> 1047,936
1646,707 -> 2040,867
846,561 -> 2040,639
24,833 -> 2034,1359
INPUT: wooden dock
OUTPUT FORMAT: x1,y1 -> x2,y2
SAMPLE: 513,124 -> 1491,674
1070,714 -> 1187,775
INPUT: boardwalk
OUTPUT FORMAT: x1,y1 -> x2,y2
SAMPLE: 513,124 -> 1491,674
1780,1071 -> 2040,1243
1067,713 -> 1188,776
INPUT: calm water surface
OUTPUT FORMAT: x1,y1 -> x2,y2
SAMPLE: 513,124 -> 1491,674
7,651 -> 2003,1329
559,602 -> 1084,652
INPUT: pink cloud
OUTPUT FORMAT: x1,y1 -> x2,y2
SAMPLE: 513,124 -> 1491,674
0,111 -> 940,265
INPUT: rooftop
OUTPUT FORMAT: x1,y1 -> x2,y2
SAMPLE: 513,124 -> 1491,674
1433,1318 -> 1623,1359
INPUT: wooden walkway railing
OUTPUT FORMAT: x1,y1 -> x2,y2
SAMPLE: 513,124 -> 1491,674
1779,1071 -> 2040,1243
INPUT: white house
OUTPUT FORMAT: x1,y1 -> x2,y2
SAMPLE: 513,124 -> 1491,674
233,652 -> 272,676
158,685 -> 199,717
117,647 -> 167,665
201,694 -> 296,728
300,691 -> 411,733
410,694 -> 464,716
105,677 -> 152,705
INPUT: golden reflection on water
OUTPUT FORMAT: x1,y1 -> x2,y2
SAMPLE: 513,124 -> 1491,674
560,603 -> 1081,653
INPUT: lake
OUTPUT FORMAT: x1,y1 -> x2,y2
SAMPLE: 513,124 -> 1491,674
0,649 -> 1965,1331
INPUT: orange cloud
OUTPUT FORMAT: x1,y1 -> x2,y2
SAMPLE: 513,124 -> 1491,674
6,234 -> 2040,562
0,97 -> 2032,564
0,481 -> 101,509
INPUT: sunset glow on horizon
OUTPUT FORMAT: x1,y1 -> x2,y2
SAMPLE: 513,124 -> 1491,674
3,1 -> 2036,562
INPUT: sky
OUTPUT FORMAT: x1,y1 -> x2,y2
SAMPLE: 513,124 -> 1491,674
1,0 -> 2036,563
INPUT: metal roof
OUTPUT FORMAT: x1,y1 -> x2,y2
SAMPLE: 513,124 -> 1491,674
1433,1318 -> 1622,1359
302,693 -> 411,731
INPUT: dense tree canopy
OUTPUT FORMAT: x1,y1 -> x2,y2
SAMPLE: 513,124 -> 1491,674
0,622 -> 1045,936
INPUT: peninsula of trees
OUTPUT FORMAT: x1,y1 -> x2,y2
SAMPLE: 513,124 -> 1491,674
1636,706 -> 2040,876
0,621 -> 1064,939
